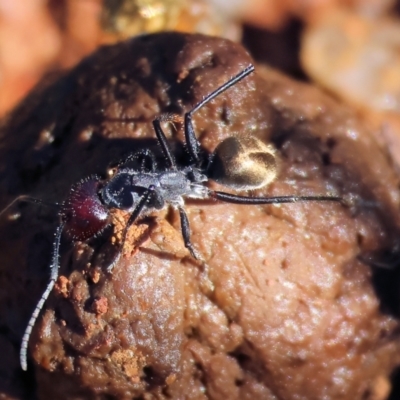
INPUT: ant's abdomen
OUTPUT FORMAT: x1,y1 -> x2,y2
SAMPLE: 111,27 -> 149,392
209,136 -> 277,191
61,176 -> 110,241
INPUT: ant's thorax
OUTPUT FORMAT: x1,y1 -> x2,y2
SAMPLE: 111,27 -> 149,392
100,166 -> 209,212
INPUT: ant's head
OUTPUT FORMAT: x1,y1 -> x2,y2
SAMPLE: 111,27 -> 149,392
61,176 -> 110,241
208,136 -> 277,191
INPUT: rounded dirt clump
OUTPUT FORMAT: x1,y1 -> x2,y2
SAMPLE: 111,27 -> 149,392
0,32 -> 399,399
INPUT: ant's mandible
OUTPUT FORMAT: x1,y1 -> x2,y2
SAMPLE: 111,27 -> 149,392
0,64 -> 343,371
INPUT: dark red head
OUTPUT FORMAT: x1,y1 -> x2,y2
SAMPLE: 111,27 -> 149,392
61,176 -> 110,241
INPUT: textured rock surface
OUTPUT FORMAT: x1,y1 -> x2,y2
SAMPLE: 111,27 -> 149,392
0,33 -> 399,399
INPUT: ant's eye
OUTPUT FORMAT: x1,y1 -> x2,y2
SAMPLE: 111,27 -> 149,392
62,176 -> 110,240
107,167 -> 117,177
209,136 -> 277,190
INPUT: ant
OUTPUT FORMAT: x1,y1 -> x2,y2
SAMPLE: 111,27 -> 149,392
0,64 -> 343,371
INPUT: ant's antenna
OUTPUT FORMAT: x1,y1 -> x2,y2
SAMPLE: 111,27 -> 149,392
0,195 -> 62,370
19,221 -> 65,371
0,196 -> 58,219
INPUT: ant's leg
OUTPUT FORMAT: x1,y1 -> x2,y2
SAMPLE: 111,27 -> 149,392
20,220 -> 65,371
178,205 -> 201,260
137,149 -> 158,172
153,114 -> 184,170
111,149 -> 158,173
0,195 -> 59,219
107,185 -> 155,272
209,190 -> 343,205
184,65 -> 255,164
